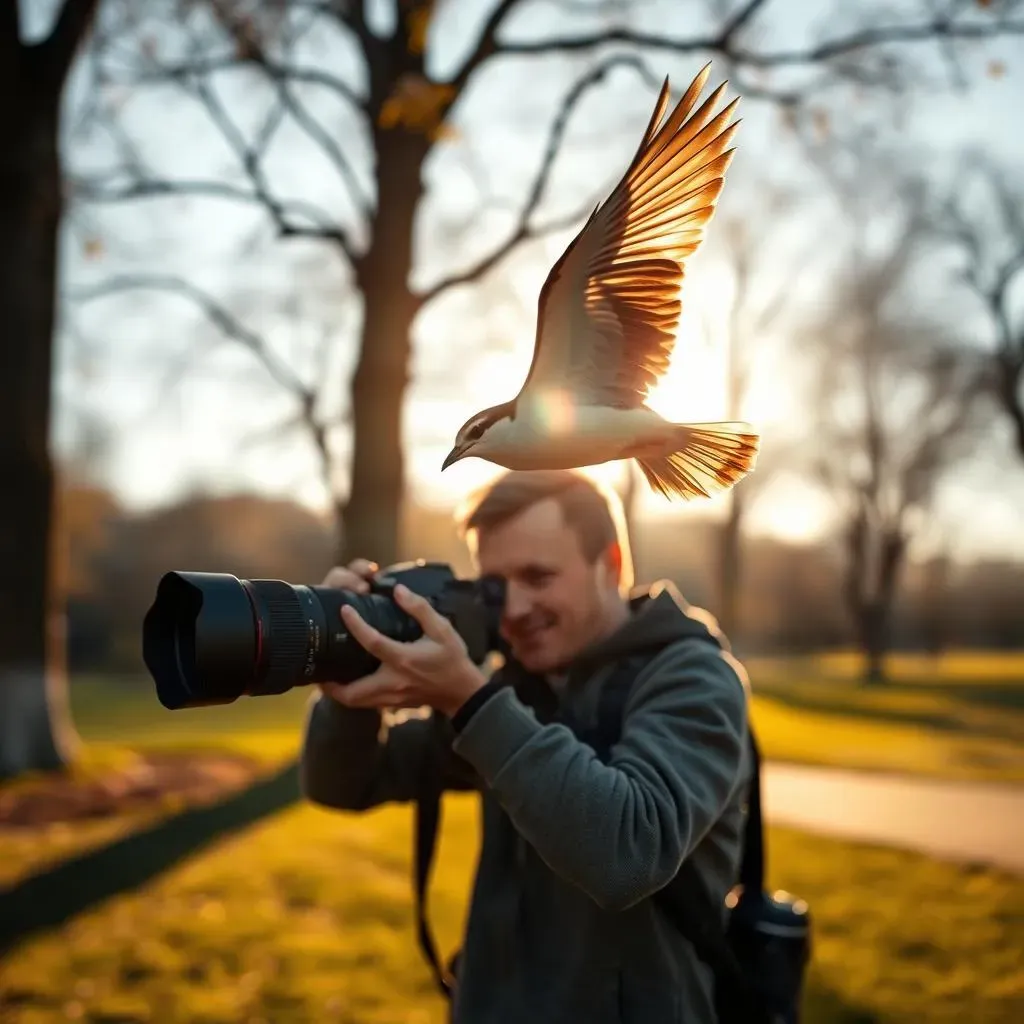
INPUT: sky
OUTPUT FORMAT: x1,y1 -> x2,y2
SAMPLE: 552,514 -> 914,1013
46,0 -> 1024,564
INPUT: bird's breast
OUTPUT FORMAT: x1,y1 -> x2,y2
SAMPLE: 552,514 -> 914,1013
483,403 -> 668,470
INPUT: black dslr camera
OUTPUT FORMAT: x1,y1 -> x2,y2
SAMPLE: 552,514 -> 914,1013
141,561 -> 507,710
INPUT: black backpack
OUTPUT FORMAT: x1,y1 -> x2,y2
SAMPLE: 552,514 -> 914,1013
412,642 -> 812,1024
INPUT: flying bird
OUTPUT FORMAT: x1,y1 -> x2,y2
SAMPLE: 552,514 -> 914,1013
442,63 -> 760,500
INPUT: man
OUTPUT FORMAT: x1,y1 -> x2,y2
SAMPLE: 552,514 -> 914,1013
300,469 -> 752,1023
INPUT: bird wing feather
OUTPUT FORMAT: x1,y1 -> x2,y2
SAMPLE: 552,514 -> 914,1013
515,64 -> 739,412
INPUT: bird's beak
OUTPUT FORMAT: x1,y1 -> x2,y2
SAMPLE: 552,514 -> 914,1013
442,444 -> 466,471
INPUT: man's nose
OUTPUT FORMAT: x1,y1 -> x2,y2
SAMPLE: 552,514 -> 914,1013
502,582 -> 532,620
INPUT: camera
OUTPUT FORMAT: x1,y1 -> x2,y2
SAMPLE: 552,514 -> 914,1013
141,560 -> 507,710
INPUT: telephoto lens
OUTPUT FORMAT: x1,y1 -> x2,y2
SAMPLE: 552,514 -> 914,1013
142,561 -> 504,712
141,570 -> 419,710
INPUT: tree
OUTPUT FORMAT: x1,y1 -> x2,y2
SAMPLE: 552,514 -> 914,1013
0,1 -> 101,778
806,215 -> 990,682
72,0 -> 1024,571
919,551 -> 952,658
939,155 -> 1024,461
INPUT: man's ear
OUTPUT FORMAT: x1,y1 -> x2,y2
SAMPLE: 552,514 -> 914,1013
605,541 -> 623,585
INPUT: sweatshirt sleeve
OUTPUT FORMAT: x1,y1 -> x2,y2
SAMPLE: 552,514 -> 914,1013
299,692 -> 479,811
449,640 -> 748,911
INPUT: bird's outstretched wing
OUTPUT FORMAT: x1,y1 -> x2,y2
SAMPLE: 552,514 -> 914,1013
516,64 -> 738,411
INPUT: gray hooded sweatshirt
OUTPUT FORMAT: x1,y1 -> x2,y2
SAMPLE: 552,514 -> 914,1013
300,581 -> 752,1024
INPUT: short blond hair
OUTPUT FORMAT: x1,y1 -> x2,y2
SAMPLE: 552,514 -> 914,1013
455,470 -> 634,593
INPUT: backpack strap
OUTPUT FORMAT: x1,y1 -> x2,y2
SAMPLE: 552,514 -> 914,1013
593,647 -> 763,890
593,649 -> 768,1023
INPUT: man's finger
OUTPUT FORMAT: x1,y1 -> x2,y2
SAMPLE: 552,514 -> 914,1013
335,675 -> 404,708
347,558 -> 378,579
322,567 -> 369,593
341,604 -> 408,662
393,584 -> 454,644
319,681 -> 347,703
338,687 -> 399,709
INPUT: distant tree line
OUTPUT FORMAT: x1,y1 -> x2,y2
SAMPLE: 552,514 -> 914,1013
58,483 -> 1024,678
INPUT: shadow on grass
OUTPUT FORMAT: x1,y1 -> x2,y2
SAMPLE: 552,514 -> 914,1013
755,682 -> 1023,744
919,681 -> 1024,711
0,759 -> 300,956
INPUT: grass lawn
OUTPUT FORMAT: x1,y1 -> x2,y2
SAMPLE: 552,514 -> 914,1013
1,654 -> 1022,1021
747,650 -> 1024,783
2,796 -> 1022,1023
4,651 -> 1023,885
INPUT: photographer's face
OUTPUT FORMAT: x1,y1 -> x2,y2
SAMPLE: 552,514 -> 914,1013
475,498 -> 623,674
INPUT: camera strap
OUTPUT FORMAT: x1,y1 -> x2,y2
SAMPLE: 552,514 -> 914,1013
412,669 -> 558,1001
414,736 -> 458,998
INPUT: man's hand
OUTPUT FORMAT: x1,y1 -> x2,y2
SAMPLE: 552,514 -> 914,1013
317,559 -> 378,706
326,582 -> 486,719
319,559 -> 378,596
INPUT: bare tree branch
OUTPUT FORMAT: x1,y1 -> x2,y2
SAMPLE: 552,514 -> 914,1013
86,13 -> 370,253
73,175 -> 355,251
719,0 -> 771,47
168,52 -> 366,258
70,273 -> 312,398
715,64 -> 823,106
131,54 -> 367,110
420,53 -> 658,304
75,28 -> 358,253
200,3 -> 373,217
70,269 -> 352,511
734,13 -> 1024,67
291,0 -> 375,59
267,75 -> 371,218
494,12 -> 1024,66
445,0 -> 521,91
938,158 -> 1024,458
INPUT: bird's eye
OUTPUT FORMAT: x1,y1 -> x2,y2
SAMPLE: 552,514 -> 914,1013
467,423 -> 484,441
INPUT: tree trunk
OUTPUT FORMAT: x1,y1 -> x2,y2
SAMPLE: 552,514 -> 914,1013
921,554 -> 951,658
859,602 -> 889,684
717,484 -> 744,642
341,129 -> 430,568
0,87 -> 79,778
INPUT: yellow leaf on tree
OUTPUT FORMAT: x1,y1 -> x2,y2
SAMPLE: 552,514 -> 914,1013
377,73 -> 455,136
407,3 -> 433,55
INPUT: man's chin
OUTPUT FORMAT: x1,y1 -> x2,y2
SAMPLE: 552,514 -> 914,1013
512,641 -> 566,675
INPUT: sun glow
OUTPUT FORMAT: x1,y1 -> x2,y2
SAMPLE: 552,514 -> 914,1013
644,321 -> 729,424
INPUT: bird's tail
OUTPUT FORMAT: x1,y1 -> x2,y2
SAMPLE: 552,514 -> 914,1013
635,421 -> 760,500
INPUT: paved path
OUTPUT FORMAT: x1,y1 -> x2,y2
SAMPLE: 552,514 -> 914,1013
762,762 -> 1024,874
